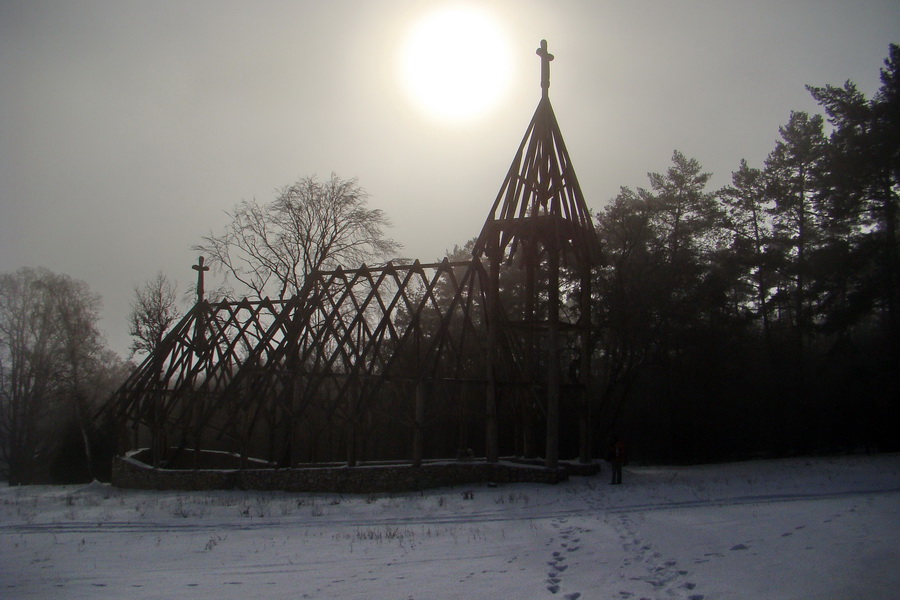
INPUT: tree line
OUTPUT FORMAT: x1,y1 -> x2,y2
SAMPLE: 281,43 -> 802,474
591,45 -> 899,461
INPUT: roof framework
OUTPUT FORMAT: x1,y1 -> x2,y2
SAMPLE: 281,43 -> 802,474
474,94 -> 597,266
105,41 -> 599,470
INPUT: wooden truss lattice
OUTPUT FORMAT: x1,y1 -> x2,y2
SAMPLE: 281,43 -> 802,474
109,258 -> 525,466
106,40 -> 600,469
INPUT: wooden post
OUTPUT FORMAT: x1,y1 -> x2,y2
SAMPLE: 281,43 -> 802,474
193,423 -> 202,469
579,268 -> 593,463
152,388 -> 164,468
117,412 -> 129,456
412,380 -> 425,467
267,400 -> 278,464
523,243 -> 537,458
457,384 -> 468,456
288,303 -> 304,467
485,251 -> 501,463
545,244 -> 561,470
290,375 -> 302,467
347,394 -> 358,468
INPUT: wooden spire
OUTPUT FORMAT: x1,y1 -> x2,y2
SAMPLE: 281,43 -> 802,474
474,41 -> 598,265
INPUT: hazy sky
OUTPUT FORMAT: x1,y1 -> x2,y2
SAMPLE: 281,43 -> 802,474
1,0 -> 898,359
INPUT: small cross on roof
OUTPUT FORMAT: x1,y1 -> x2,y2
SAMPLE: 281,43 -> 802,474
192,256 -> 210,302
536,39 -> 554,97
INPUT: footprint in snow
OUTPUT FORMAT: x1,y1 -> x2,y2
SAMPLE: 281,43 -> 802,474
564,593 -> 581,599
729,544 -> 749,551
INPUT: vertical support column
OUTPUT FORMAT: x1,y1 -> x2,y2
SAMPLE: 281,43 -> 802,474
193,421 -> 202,469
267,397 -> 278,464
287,300 -> 305,468
117,410 -> 129,456
457,384 -> 469,456
147,349 -> 168,463
546,244 -> 561,470
523,244 -> 537,458
485,249 -> 500,463
289,375 -> 302,466
151,388 -> 164,468
346,390 -> 358,468
412,380 -> 426,467
240,427 -> 249,470
579,268 -> 593,463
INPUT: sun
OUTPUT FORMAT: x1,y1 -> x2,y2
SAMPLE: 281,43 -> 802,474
398,5 -> 512,122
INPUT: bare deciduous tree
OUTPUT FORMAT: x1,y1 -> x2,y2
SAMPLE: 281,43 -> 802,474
196,173 -> 402,300
0,268 -> 113,484
128,272 -> 180,358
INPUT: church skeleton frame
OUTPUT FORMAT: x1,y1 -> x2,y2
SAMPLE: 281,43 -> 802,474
106,41 -> 600,470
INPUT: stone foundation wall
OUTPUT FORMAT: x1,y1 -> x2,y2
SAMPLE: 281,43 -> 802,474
112,456 -> 578,493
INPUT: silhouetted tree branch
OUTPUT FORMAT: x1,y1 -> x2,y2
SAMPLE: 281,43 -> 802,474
128,272 -> 180,358
196,174 -> 402,301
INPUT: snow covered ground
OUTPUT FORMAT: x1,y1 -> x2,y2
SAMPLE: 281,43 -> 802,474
2,454 -> 899,600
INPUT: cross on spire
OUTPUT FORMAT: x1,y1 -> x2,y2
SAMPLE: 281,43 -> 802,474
192,256 -> 210,302
536,39 -> 554,98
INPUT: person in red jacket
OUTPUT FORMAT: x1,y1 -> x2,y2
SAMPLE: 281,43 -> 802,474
608,437 -> 625,485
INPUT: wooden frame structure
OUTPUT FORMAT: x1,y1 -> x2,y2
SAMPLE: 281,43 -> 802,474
106,40 -> 599,470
